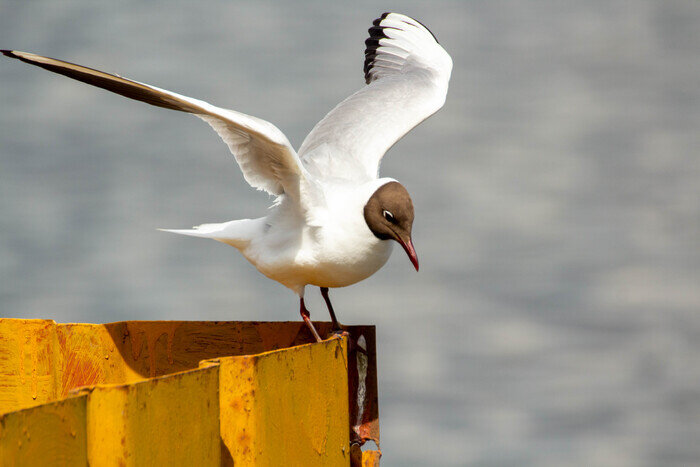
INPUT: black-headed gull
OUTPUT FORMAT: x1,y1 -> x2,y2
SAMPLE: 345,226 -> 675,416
2,12 -> 452,341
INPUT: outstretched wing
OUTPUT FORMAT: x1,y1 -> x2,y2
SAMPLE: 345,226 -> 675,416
1,50 -> 306,199
298,12 -> 452,182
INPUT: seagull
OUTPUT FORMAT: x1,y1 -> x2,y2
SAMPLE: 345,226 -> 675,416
2,12 -> 452,341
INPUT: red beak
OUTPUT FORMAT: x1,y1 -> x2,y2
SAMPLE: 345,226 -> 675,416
397,237 -> 419,271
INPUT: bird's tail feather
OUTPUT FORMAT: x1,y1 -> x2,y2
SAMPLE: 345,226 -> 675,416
159,218 -> 263,249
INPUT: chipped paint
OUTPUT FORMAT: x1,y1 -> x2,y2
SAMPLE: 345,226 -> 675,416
354,335 -> 369,430
362,449 -> 382,466
346,327 -> 380,449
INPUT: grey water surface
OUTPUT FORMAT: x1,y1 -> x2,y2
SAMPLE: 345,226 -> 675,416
1,1 -> 699,465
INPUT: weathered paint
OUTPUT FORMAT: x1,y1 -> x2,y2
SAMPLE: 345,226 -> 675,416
362,450 -> 382,466
0,394 -> 88,466
350,444 -> 383,467
57,323 -> 145,395
215,337 -> 351,466
84,364 -> 220,466
0,319 -> 379,465
0,319 -> 61,413
346,328 -> 380,447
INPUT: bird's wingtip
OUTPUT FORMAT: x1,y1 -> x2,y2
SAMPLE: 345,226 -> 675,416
1,50 -> 16,57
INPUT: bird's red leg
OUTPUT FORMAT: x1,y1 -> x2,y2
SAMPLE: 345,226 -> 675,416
320,287 -> 342,331
299,297 -> 322,342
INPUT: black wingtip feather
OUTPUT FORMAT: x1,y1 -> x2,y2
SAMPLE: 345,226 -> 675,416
364,37 -> 380,48
1,49 -> 17,58
363,13 -> 394,84
372,12 -> 391,27
367,26 -> 385,37
363,12 -> 439,83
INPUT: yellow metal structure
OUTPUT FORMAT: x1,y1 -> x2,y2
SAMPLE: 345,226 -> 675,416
84,365 -> 221,466
0,395 -> 87,466
0,319 -> 380,466
215,340 -> 350,465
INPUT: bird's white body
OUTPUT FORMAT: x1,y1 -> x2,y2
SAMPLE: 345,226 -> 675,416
174,178 -> 396,295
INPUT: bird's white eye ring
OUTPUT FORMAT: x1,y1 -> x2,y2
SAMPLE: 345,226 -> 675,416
383,210 -> 395,222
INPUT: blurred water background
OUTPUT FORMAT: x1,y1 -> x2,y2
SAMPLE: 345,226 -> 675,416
1,1 -> 699,465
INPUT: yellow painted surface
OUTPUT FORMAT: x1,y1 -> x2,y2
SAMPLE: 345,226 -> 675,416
57,323 -> 146,393
216,337 -> 351,466
0,319 -> 61,413
362,450 -> 382,466
85,364 -> 220,466
0,319 -> 333,414
0,320 -> 372,465
0,395 -> 88,466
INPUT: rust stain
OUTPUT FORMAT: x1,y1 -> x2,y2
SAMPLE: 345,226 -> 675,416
350,442 -> 362,466
347,327 -> 380,448
229,398 -> 242,411
166,328 -> 175,365
61,349 -> 104,396
128,325 -> 144,361
57,327 -> 109,397
237,429 -> 250,446
2,320 -> 375,464
310,394 -> 331,456
126,322 -> 181,378
14,323 -> 53,401
18,336 -> 25,384
31,345 -> 38,400
353,335 -> 368,431
362,449 -> 382,467
145,333 -> 157,378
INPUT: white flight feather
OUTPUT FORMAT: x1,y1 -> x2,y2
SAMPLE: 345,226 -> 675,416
298,12 -> 452,182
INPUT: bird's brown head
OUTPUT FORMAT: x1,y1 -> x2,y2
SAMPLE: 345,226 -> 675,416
364,181 -> 419,271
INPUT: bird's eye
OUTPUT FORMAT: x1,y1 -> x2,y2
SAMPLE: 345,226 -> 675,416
383,210 -> 395,222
